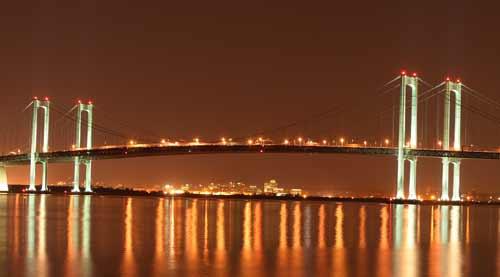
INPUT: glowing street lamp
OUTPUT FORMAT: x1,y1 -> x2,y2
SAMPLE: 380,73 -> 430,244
363,140 -> 367,147
437,140 -> 443,148
247,139 -> 253,145
340,137 -> 345,146
297,137 -> 303,145
322,139 -> 327,145
384,139 -> 390,146
283,139 -> 290,145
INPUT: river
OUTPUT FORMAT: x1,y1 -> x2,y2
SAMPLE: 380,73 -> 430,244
0,194 -> 498,276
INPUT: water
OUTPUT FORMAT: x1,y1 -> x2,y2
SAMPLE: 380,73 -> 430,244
0,194 -> 498,276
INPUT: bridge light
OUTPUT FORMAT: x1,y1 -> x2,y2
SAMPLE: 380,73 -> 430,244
412,72 -> 417,77
446,77 -> 450,81
129,140 -> 136,145
88,100 -> 93,105
33,96 -> 38,100
283,139 -> 290,145
193,138 -> 200,144
322,139 -> 327,145
339,137 -> 344,145
77,99 -> 82,104
71,144 -> 76,149
384,138 -> 390,146
401,70 -> 406,76
437,140 -> 442,147
247,139 -> 253,145
44,96 -> 49,101
363,140 -> 367,146
456,79 -> 461,83
221,137 -> 227,144
160,139 -> 166,144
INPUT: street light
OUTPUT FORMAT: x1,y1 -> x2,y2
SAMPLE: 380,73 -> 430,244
340,137 -> 345,146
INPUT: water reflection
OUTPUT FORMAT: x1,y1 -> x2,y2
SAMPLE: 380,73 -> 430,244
1,196 -> 498,276
122,197 -> 135,275
154,198 -> 165,275
334,204 -> 346,276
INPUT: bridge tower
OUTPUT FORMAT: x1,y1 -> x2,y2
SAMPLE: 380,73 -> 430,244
28,97 -> 50,191
441,79 -> 462,201
72,101 -> 93,193
396,72 -> 419,200
0,164 -> 7,191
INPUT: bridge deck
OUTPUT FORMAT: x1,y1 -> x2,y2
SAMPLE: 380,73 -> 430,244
1,144 -> 499,165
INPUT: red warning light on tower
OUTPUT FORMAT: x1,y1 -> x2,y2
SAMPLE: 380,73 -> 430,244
456,79 -> 461,83
88,100 -> 93,105
44,96 -> 49,101
401,70 -> 406,76
412,72 -> 417,77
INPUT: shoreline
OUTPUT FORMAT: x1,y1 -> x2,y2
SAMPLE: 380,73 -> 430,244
3,184 -> 499,206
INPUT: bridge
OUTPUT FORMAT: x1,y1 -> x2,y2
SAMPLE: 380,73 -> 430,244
0,71 -> 499,201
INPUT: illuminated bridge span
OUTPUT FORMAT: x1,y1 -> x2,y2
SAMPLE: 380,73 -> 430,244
2,144 -> 500,164
0,71 -> 499,201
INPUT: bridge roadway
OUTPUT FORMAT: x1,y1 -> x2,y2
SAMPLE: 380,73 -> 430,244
1,144 -> 500,165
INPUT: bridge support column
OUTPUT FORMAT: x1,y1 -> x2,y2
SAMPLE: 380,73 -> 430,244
28,98 -> 50,192
0,165 -> 8,192
84,159 -> 92,193
73,101 -> 93,193
72,157 -> 80,192
441,158 -> 450,201
441,80 -> 462,201
408,157 -> 418,200
40,160 -> 48,192
28,154 -> 37,191
396,73 -> 418,199
452,160 -> 461,201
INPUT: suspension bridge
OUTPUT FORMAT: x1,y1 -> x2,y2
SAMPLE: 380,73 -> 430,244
1,71 -> 500,201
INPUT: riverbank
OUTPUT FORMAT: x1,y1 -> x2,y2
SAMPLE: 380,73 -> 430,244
3,184 -> 500,206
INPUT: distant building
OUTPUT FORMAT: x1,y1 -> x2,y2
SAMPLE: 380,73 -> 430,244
247,185 -> 261,195
264,179 -> 279,194
290,188 -> 302,196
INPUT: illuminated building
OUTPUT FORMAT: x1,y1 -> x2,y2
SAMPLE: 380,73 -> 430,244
290,189 -> 302,196
263,179 -> 279,194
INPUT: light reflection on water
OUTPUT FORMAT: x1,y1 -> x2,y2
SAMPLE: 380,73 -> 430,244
0,194 -> 499,276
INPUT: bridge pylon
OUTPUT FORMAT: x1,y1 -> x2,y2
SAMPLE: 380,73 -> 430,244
441,79 -> 462,201
72,101 -> 93,193
396,72 -> 419,200
28,98 -> 50,192
0,164 -> 7,191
